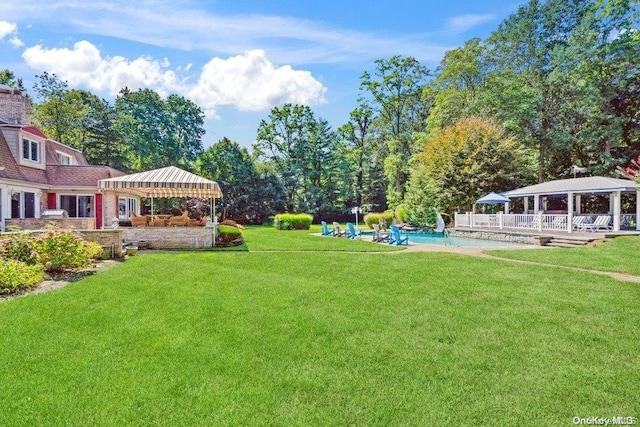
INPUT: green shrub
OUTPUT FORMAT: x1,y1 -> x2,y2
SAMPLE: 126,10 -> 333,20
363,211 -> 394,229
395,204 -> 408,223
274,213 -> 313,230
217,225 -> 243,245
0,232 -> 37,264
0,260 -> 44,295
32,230 -> 97,273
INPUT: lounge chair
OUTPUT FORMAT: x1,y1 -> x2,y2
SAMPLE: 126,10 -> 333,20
321,221 -> 334,236
169,211 -> 190,226
572,216 -> 588,230
130,212 -> 148,227
346,222 -> 362,239
332,221 -> 346,237
388,225 -> 408,246
372,224 -> 389,243
579,215 -> 612,232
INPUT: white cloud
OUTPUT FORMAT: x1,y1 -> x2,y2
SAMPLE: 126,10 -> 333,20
21,41 -> 326,116
190,50 -> 326,112
447,14 -> 496,32
0,20 -> 23,47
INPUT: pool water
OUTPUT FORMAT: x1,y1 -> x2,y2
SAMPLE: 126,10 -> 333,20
406,233 -> 530,248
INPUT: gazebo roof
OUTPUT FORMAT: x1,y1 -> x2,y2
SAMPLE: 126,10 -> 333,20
98,166 -> 222,198
503,176 -> 639,197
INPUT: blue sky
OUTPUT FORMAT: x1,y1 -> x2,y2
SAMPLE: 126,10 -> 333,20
1,0 -> 523,149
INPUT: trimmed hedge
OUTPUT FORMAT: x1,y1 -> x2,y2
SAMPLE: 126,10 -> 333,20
217,225 -> 243,245
274,213 -> 313,230
363,211 -> 394,229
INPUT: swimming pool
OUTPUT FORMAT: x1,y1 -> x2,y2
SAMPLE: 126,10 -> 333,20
406,233 -> 531,248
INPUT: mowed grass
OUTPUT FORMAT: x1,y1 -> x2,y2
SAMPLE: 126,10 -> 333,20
488,235 -> 640,276
0,230 -> 639,425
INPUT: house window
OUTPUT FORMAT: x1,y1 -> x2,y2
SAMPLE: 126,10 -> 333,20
22,138 -> 39,162
10,191 -> 36,218
118,197 -> 137,218
60,195 -> 94,218
58,152 -> 72,165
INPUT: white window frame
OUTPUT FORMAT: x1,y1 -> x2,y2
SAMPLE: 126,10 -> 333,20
118,197 -> 138,218
57,152 -> 73,165
22,137 -> 40,162
59,194 -> 95,218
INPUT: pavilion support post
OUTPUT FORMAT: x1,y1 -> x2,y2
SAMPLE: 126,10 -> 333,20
575,194 -> 582,214
504,202 -> 509,214
567,192 -> 574,234
524,197 -> 529,214
538,211 -> 543,232
636,190 -> 640,231
613,191 -> 621,231
609,192 -> 615,215
533,196 -> 540,214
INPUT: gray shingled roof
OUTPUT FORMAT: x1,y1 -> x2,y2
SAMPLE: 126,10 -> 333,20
504,176 -> 639,197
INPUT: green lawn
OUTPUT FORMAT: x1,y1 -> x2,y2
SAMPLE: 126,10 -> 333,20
1,228 -> 638,425
487,235 -> 640,276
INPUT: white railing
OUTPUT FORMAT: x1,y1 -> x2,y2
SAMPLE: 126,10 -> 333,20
455,213 -> 569,232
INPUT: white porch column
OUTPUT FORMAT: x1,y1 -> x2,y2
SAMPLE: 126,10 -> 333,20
498,211 -> 503,229
613,191 -> 621,231
533,196 -> 540,214
567,192 -> 574,234
524,197 -> 529,214
609,193 -> 615,215
636,190 -> 640,231
575,194 -> 582,214
504,202 -> 509,214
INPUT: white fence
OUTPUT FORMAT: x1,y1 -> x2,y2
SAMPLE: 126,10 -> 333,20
454,213 -> 635,233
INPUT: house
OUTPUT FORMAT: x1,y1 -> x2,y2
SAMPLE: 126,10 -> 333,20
0,85 -> 132,231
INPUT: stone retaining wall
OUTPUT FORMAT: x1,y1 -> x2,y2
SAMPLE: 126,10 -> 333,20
122,227 -> 214,249
5,218 -> 95,230
77,230 -> 124,258
449,228 -> 539,245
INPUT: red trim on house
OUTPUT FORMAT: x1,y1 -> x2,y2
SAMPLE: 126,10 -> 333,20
47,192 -> 57,209
95,193 -> 103,229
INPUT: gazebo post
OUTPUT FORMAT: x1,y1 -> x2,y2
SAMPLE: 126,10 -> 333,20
636,189 -> 640,231
613,191 -> 621,231
567,192 -> 574,234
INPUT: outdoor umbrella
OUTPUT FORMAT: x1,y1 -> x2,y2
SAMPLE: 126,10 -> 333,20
476,192 -> 510,204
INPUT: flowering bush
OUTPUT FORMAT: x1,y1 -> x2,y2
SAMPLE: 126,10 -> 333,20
31,230 -> 101,273
0,260 -> 44,295
617,155 -> 640,181
0,232 -> 37,264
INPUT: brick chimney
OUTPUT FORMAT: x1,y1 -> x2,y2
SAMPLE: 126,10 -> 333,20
0,87 -> 32,125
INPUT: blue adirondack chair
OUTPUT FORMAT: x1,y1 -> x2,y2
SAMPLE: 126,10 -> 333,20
346,222 -> 362,239
388,225 -> 409,245
321,221 -> 334,236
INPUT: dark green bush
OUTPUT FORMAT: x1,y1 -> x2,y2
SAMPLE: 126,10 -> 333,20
363,211 -> 394,229
0,260 -> 44,295
217,225 -> 243,245
274,213 -> 313,230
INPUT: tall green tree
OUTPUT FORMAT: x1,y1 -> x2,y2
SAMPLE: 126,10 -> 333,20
197,137 -> 285,223
359,55 -> 430,205
254,104 -> 332,213
114,88 -> 204,171
0,69 -> 25,91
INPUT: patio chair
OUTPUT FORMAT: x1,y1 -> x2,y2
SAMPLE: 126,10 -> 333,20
346,222 -> 362,239
321,221 -> 334,236
372,223 -> 389,243
332,221 -> 346,237
150,215 -> 169,226
579,215 -> 612,232
169,211 -> 190,226
130,212 -> 148,227
388,225 -> 409,246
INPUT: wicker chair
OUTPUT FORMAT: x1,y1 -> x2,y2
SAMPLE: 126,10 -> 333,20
130,212 -> 148,227
169,211 -> 190,226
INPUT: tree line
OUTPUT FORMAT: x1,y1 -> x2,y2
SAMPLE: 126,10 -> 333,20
2,0 -> 638,224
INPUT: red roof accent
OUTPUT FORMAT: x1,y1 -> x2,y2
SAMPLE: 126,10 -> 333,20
21,125 -> 49,139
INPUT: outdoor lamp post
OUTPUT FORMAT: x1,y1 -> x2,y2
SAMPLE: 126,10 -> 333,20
351,206 -> 362,228
111,217 -> 120,229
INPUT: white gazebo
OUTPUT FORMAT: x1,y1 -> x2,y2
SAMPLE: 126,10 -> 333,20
456,176 -> 640,233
